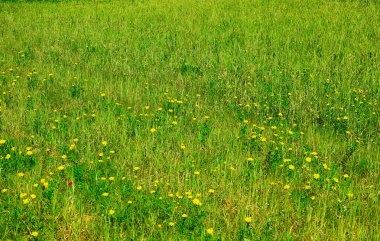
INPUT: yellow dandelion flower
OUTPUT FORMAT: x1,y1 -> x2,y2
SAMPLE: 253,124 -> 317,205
0,139 -> 6,145
101,141 -> 108,146
305,157 -> 312,163
30,194 -> 36,199
347,193 -> 354,198
244,217 -> 252,223
109,177 -> 115,181
109,209 -> 115,215
17,172 -> 25,177
133,166 -> 140,171
288,165 -> 295,170
136,186 -> 142,190
127,200 -> 133,204
313,174 -> 320,179
169,222 -> 175,227
1,189 -> 8,193
5,154 -> 11,159
208,189 -> 215,193
343,174 -> 349,179
57,165 -> 65,171
182,214 -> 188,218
23,198 -> 30,204
194,171 -> 200,175
26,151 -> 33,156
61,155 -> 67,159
31,231 -> 38,237
150,128 -> 157,133
101,192 -> 109,197
206,228 -> 214,235
283,184 -> 290,190
192,198 -> 202,206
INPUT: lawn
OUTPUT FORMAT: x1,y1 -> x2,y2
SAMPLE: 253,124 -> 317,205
0,0 -> 379,240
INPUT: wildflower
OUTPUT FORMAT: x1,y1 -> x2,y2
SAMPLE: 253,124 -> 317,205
0,139 -> 6,145
1,189 -> 8,193
101,141 -> 107,146
182,214 -> 188,218
30,194 -> 36,199
17,172 -> 25,177
57,165 -> 65,170
288,165 -> 295,170
136,186 -> 142,190
247,157 -> 254,161
333,178 -> 339,183
127,200 -> 133,204
343,174 -> 349,179
31,231 -> 38,237
5,154 -> 11,159
109,210 -> 115,215
194,171 -> 200,175
283,184 -> 290,190
347,193 -> 354,198
150,128 -> 157,133
23,199 -> 30,204
26,151 -> 33,156
109,177 -> 115,181
61,155 -> 67,159
208,189 -> 215,193
169,222 -> 175,227
245,217 -> 252,223
313,174 -> 320,179
192,198 -> 202,206
180,144 -> 186,149
206,228 -> 214,235
101,192 -> 109,197
133,166 -> 140,171
305,157 -> 312,163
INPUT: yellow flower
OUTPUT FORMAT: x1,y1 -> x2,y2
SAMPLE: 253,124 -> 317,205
5,154 -> 11,159
31,231 -> 38,237
109,209 -> 115,215
208,189 -> 215,193
0,139 -> 6,145
305,157 -> 312,163
150,128 -> 157,133
17,172 -> 25,177
109,177 -> 115,181
26,151 -> 33,156
133,166 -> 140,171
244,217 -> 252,223
194,171 -> 200,175
283,184 -> 290,190
283,158 -> 291,163
347,193 -> 354,198
61,155 -> 67,159
30,194 -> 36,199
23,198 -> 30,204
1,189 -> 8,193
101,141 -> 108,146
127,200 -> 133,204
343,174 -> 349,179
247,157 -> 254,161
313,174 -> 320,179
182,214 -> 188,218
168,222 -> 175,227
180,144 -> 186,149
206,228 -> 214,235
288,165 -> 295,170
43,182 -> 49,188
57,165 -> 65,171
192,198 -> 202,206
136,186 -> 142,191
101,192 -> 109,197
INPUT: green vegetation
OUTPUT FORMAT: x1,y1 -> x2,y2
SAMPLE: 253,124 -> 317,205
0,0 -> 379,240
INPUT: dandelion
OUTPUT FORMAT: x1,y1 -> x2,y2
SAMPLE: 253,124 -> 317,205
109,209 -> 115,215
136,186 -> 142,190
192,198 -> 202,206
206,228 -> 214,235
208,189 -> 215,193
194,171 -> 200,175
101,141 -> 108,146
101,192 -> 109,197
57,165 -> 65,171
31,231 -> 38,237
245,217 -> 252,223
169,222 -> 175,227
26,150 -> 33,156
1,189 -> 8,193
182,214 -> 188,218
305,157 -> 312,163
127,200 -> 133,204
283,184 -> 290,190
30,194 -> 36,199
5,154 -> 11,159
288,165 -> 295,170
343,174 -> 349,179
313,174 -> 320,179
17,172 -> 25,177
0,139 -> 6,145
247,157 -> 254,161
23,199 -> 30,204
150,128 -> 157,133
347,193 -> 354,198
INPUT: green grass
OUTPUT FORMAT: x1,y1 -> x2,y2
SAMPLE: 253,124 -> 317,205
0,0 -> 379,240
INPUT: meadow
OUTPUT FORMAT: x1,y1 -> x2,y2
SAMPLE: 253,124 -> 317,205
0,0 -> 379,240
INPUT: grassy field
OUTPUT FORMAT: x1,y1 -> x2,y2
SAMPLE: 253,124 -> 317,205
0,0 -> 379,240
